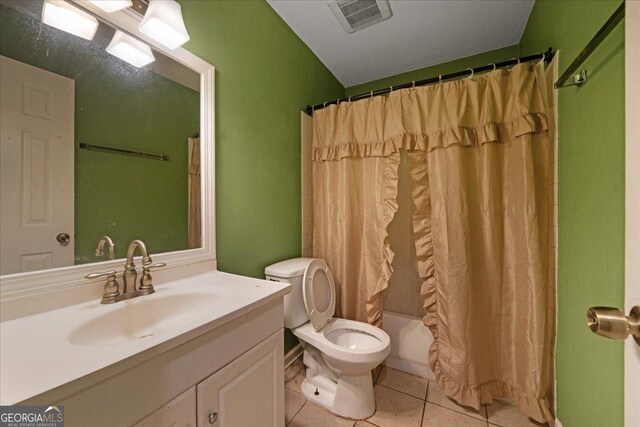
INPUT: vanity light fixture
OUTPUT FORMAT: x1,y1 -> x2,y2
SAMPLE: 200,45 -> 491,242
88,0 -> 133,13
138,0 -> 190,49
41,0 -> 99,40
106,30 -> 155,68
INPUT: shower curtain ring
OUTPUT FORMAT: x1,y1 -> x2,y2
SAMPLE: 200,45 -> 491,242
508,57 -> 520,71
438,74 -> 442,83
536,52 -> 546,66
412,80 -> 416,89
370,91 -> 374,98
489,63 -> 496,72
348,96 -> 352,103
389,86 -> 393,92
465,68 -> 474,79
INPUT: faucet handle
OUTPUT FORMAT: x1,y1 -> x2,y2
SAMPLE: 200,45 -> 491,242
138,262 -> 166,296
143,262 -> 166,270
85,270 -> 117,279
86,270 -> 121,304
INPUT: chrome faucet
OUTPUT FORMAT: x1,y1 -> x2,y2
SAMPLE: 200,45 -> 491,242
86,239 -> 165,304
95,235 -> 116,259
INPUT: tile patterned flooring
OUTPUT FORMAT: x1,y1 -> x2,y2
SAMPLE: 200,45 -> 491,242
285,359 -> 547,427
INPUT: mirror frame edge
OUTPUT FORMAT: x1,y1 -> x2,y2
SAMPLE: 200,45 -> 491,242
0,1 -> 216,299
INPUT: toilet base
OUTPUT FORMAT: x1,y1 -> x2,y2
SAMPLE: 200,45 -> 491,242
300,347 -> 376,419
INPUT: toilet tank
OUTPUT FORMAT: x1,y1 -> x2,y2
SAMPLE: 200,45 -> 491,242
265,258 -> 314,329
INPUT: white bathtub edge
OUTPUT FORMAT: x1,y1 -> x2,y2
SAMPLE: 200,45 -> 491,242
382,311 -> 434,380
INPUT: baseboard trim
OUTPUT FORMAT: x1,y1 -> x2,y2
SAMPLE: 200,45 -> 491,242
284,343 -> 303,369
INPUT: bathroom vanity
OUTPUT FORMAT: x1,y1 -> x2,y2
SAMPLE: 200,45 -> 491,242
1,271 -> 290,426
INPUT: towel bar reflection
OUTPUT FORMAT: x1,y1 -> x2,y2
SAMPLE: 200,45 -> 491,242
79,142 -> 169,161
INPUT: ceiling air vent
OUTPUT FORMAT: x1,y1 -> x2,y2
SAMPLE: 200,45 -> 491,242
328,0 -> 393,34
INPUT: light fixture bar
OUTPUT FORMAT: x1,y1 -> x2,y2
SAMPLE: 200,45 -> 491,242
88,0 -> 133,13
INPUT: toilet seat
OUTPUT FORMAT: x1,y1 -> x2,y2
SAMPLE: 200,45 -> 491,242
303,259 -> 336,331
293,318 -> 390,365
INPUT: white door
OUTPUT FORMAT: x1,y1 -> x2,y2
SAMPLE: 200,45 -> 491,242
0,55 -> 75,275
197,332 -> 284,427
625,2 -> 640,426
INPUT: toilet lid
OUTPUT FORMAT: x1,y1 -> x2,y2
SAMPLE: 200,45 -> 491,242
302,259 -> 336,332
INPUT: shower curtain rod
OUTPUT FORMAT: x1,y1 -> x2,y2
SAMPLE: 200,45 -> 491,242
304,47 -> 554,116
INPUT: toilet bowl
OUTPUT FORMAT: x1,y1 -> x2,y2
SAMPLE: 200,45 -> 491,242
265,258 -> 391,419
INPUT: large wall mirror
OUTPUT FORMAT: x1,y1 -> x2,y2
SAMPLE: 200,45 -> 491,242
0,0 -> 215,287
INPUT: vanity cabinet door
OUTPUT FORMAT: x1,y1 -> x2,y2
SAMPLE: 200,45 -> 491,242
197,331 -> 284,427
135,387 -> 196,427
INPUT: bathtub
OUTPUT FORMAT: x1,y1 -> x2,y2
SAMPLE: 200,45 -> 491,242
382,311 -> 435,380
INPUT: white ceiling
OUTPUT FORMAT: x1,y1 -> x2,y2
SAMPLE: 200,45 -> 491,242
267,0 -> 535,87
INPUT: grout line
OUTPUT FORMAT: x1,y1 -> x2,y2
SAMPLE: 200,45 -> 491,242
420,381 -> 429,427
376,383 -> 426,402
287,400 -> 306,427
426,400 -> 489,424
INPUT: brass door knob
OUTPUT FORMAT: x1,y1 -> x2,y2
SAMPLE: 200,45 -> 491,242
587,305 -> 640,346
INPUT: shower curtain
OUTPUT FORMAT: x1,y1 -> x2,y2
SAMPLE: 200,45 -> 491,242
312,97 -> 400,326
405,60 -> 557,423
312,60 -> 557,423
187,136 -> 201,249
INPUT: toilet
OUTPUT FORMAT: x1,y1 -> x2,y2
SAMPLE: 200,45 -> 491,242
265,257 -> 391,419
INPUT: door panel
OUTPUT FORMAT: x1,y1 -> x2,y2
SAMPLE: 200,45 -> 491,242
197,331 -> 284,427
0,55 -> 74,275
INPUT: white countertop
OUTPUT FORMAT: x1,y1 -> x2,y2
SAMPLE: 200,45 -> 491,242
0,270 -> 290,405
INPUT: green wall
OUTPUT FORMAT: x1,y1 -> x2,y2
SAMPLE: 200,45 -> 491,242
345,45 -> 519,96
178,0 -> 343,355
178,0 -> 344,279
520,2 -> 625,426
0,4 -> 199,262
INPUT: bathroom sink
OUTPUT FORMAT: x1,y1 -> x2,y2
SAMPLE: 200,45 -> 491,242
68,292 -> 216,346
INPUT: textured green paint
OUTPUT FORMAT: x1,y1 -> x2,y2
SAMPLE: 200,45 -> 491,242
178,0 -> 343,280
0,4 -> 199,262
345,45 -> 519,96
520,2 -> 625,426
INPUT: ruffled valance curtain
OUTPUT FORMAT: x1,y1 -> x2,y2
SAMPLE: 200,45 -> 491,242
312,61 -> 556,423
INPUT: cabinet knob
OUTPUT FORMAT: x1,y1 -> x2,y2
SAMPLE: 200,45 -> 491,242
208,412 -> 218,424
